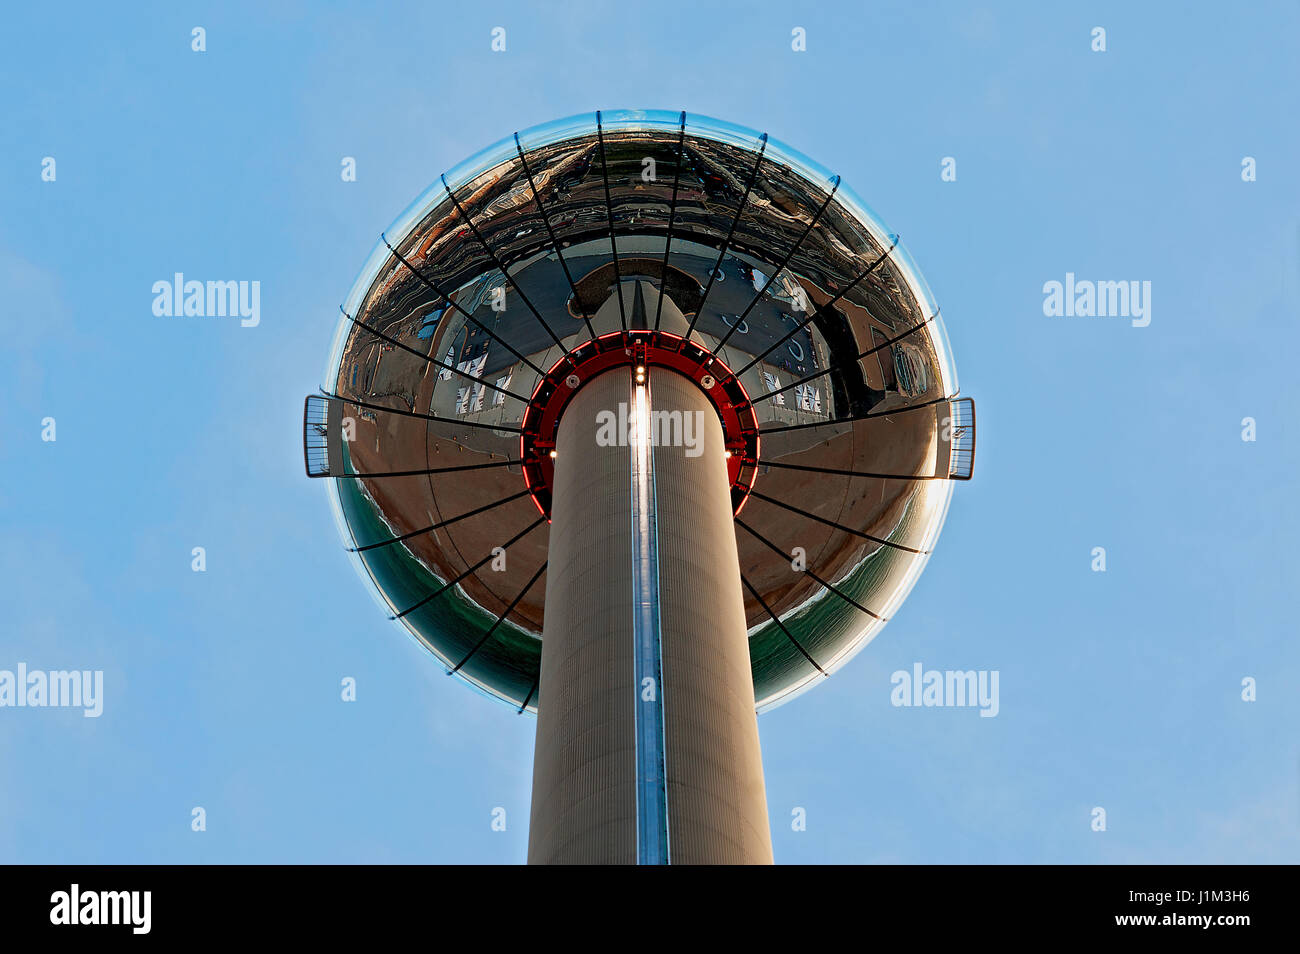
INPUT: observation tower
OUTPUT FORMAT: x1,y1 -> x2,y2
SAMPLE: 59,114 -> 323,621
303,110 -> 976,864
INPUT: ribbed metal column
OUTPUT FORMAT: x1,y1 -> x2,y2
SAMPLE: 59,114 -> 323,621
528,362 -> 773,865
651,369 -> 773,864
528,368 -> 637,864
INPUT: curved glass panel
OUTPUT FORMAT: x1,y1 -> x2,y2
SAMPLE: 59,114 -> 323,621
441,132 -> 526,196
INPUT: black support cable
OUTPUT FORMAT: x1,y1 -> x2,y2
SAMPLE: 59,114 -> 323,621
653,111 -> 688,333
747,489 -> 927,555
440,174 -> 576,364
747,312 -> 931,407
740,573 -> 827,675
517,678 -> 539,714
710,176 -> 841,356
322,391 -> 525,434
678,134 -> 768,349
595,111 -> 627,332
734,238 -> 899,379
332,460 -> 520,481
350,489 -> 533,553
759,394 -> 951,435
514,132 -> 599,344
762,459 -> 949,482
736,517 -> 887,622
448,560 -> 548,674
391,516 -> 546,620
381,234 -> 547,377
340,306 -> 531,404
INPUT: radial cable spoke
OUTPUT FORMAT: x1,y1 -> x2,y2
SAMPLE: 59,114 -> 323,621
595,111 -> 627,331
745,312 -> 932,406
391,516 -> 546,619
711,176 -> 841,355
335,460 -> 520,481
340,306 -> 531,403
380,235 -> 547,376
679,134 -> 768,348
734,239 -> 899,379
761,459 -> 948,482
351,489 -> 533,553
740,573 -> 826,675
735,517 -> 886,622
517,678 -> 539,714
440,175 -> 575,362
653,111 -> 688,333
758,394 -> 951,435
322,391 -> 524,433
449,560 -> 548,673
514,132 -> 599,344
747,489 -> 927,555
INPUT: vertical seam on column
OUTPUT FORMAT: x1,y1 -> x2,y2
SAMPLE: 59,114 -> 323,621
648,379 -> 671,864
631,370 -> 670,864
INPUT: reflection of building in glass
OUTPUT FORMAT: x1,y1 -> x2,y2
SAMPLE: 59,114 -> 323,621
302,111 -> 976,865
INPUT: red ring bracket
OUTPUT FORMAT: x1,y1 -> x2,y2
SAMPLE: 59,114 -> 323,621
520,331 -> 760,520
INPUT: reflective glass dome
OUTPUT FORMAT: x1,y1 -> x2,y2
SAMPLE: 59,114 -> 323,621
312,110 -> 972,713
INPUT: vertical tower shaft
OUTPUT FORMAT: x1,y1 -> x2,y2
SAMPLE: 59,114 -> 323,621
651,370 -> 773,864
527,365 -> 773,864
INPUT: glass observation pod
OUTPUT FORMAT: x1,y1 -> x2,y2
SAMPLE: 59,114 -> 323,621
309,109 -> 975,714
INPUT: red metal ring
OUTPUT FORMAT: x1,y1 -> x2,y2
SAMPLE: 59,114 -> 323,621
520,331 -> 760,520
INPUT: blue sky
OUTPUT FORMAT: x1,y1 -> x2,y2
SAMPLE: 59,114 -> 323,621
1,0 -> 1297,863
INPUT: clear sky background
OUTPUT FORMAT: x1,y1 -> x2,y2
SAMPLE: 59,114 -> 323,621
2,1 -> 1297,864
